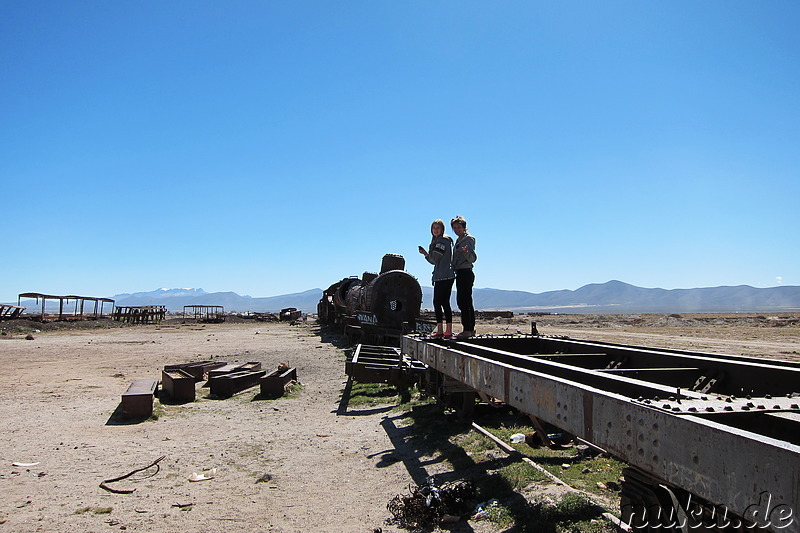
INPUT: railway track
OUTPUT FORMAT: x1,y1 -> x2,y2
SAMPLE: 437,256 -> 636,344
400,333 -> 800,532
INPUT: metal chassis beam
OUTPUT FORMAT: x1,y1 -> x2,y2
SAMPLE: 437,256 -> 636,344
401,335 -> 800,532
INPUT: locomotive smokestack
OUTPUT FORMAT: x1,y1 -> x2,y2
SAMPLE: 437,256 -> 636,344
380,253 -> 405,274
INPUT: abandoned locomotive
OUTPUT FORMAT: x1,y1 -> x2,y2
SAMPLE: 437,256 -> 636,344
318,254 -> 422,344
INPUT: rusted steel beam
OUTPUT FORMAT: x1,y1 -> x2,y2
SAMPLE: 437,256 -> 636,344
260,367 -> 298,396
161,369 -> 195,402
401,335 -> 800,532
120,379 -> 158,418
453,336 -> 800,398
210,370 -> 266,398
208,361 -> 262,381
164,361 -> 226,381
346,344 -> 427,387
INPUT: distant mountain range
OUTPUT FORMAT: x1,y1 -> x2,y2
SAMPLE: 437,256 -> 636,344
109,287 -> 323,314
10,282 -> 799,315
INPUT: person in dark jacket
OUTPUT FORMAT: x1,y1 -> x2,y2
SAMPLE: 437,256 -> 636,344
450,215 -> 477,338
419,219 -> 455,338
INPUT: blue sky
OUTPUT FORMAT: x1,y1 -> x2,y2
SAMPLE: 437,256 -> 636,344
2,1 -> 798,303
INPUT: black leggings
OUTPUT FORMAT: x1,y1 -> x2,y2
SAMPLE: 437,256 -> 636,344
433,278 -> 455,324
455,268 -> 475,331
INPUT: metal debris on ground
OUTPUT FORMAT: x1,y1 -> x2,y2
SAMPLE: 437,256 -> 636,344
387,477 -> 474,529
100,455 -> 165,494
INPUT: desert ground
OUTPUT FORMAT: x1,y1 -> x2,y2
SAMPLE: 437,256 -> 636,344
0,313 -> 798,533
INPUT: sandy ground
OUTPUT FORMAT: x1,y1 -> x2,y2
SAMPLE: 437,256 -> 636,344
0,314 -> 798,533
0,320 -> 427,533
476,312 -> 800,362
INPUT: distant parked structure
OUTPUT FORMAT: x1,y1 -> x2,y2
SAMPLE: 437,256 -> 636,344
183,305 -> 225,323
17,293 -> 114,321
0,304 -> 25,320
112,305 -> 166,324
280,307 -> 302,321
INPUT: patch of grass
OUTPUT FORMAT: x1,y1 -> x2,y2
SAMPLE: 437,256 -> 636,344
498,461 -> 549,490
348,382 -> 401,407
480,493 -> 614,533
486,503 -> 516,528
347,382 -> 432,409
556,492 -> 600,521
284,382 -> 304,398
386,400 -> 622,533
149,403 -> 167,421
453,430 -> 496,461
74,506 -> 113,514
479,424 -> 625,499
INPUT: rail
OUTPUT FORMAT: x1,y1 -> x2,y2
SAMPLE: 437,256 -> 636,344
401,333 -> 800,533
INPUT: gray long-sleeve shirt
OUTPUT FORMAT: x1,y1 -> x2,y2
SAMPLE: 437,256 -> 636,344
452,233 -> 477,271
426,235 -> 456,282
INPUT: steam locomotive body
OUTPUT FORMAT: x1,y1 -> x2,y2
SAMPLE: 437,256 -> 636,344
318,254 -> 423,344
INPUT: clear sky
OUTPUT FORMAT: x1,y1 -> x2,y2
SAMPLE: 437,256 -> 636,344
2,1 -> 798,303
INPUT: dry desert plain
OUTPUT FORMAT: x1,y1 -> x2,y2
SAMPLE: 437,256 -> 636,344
0,312 -> 798,533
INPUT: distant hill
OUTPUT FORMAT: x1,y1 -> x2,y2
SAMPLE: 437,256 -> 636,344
110,288 -> 323,314
467,281 -> 800,313
10,282 -> 800,315
423,281 -> 800,314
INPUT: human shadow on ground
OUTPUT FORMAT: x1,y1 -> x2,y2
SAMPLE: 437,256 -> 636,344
334,376 -> 399,416
374,403 -> 533,533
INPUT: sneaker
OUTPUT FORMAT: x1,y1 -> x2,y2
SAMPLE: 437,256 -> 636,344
443,332 -> 453,339
430,332 -> 444,339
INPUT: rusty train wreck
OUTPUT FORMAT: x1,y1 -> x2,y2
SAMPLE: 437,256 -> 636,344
319,255 -> 799,531
318,253 -> 422,345
399,334 -> 800,533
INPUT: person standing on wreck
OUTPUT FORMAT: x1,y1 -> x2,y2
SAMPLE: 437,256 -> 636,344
450,215 -> 477,339
419,219 -> 455,338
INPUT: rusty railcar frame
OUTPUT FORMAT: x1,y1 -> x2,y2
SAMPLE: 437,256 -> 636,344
0,304 -> 26,320
183,305 -> 225,323
401,333 -> 800,533
112,305 -> 166,324
17,293 -> 114,321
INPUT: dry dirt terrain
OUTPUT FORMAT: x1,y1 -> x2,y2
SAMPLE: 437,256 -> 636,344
477,312 -> 800,362
0,313 -> 798,533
